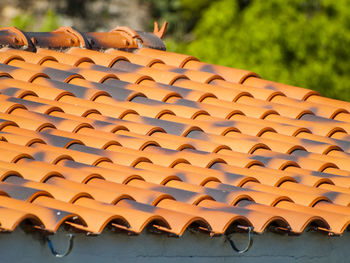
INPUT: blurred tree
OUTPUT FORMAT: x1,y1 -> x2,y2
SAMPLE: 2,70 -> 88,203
10,9 -> 59,32
147,0 -> 211,40
157,0 -> 350,101
40,9 -> 60,31
10,13 -> 34,31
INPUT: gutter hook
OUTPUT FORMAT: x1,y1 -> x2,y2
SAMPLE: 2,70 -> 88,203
46,233 -> 75,258
225,226 -> 254,254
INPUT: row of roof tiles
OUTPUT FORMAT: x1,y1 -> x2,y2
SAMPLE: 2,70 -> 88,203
0,25 -> 167,51
0,27 -> 349,238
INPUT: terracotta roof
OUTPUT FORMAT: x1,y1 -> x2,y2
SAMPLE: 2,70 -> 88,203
0,25 -> 349,241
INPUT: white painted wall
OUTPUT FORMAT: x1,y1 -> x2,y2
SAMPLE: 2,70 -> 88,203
1,227 -> 349,263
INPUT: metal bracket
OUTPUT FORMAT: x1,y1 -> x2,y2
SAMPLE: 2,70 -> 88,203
269,225 -> 291,234
308,226 -> 335,236
225,226 -> 254,254
46,234 -> 75,258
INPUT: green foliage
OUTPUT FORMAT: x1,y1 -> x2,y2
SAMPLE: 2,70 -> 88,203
147,0 -> 211,40
9,9 -> 59,32
10,13 -> 34,31
165,0 -> 350,101
40,9 -> 60,31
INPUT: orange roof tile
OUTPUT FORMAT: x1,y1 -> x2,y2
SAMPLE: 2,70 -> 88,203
0,25 -> 349,245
